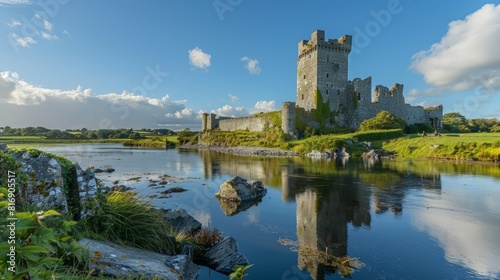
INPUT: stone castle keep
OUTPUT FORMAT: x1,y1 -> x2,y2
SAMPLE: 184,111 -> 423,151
202,30 -> 443,133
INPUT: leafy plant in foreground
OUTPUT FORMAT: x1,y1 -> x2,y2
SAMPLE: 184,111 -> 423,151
229,264 -> 253,280
0,188 -> 87,280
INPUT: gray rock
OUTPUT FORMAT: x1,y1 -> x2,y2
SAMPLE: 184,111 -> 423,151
13,152 -> 68,215
215,176 -> 267,203
79,238 -> 199,280
162,209 -> 202,233
204,236 -> 249,275
304,150 -> 328,158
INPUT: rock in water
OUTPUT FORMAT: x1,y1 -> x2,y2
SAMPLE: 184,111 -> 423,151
204,236 -> 249,275
215,176 -> 267,202
79,238 -> 199,280
162,208 -> 202,234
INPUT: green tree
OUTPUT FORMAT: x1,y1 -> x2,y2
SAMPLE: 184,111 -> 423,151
359,111 -> 406,131
177,128 -> 193,144
442,112 -> 468,132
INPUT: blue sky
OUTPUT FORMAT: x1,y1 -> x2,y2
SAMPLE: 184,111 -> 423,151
1,0 -> 499,130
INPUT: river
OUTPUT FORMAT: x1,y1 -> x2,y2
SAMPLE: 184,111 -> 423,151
40,144 -> 500,280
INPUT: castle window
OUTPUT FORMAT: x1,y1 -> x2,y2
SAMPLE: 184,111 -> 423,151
326,90 -> 329,95
326,73 -> 329,78
326,56 -> 329,62
337,90 -> 340,95
303,75 -> 306,79
301,94 -> 304,100
358,94 -> 361,101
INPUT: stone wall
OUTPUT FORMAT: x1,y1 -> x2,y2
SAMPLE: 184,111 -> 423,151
8,146 -> 98,220
218,116 -> 267,132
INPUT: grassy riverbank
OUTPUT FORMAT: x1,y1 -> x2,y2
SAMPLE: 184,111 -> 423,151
0,135 -> 179,148
197,129 -> 500,161
382,132 -> 500,161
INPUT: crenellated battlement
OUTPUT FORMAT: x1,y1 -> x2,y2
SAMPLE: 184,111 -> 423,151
298,30 -> 352,58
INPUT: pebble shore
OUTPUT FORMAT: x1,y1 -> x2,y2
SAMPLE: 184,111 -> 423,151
180,144 -> 299,157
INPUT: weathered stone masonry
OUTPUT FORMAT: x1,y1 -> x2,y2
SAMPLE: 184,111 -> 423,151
201,30 -> 443,132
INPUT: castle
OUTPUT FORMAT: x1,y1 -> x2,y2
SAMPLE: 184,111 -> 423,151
201,30 -> 443,133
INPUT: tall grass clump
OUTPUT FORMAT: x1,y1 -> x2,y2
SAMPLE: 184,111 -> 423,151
79,191 -> 175,254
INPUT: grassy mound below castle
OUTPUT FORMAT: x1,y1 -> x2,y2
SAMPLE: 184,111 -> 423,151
382,132 -> 500,161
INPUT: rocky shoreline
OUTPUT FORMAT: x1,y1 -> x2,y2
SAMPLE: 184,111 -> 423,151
181,143 -> 299,157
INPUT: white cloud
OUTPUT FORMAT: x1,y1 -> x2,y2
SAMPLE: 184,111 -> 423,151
210,105 -> 247,118
11,33 -> 36,47
7,20 -> 21,27
62,30 -> 71,37
411,4 -> 500,93
0,0 -> 30,5
40,31 -> 58,40
43,18 -> 53,31
228,93 -> 238,103
0,71 -> 201,130
210,100 -> 277,117
241,56 -> 262,75
188,47 -> 211,69
254,100 -> 276,111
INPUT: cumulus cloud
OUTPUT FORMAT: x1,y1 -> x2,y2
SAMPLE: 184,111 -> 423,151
249,100 -> 276,114
0,71 -> 201,130
210,100 -> 277,117
188,47 -> 211,69
411,4 -> 500,93
210,105 -> 247,118
241,56 -> 262,75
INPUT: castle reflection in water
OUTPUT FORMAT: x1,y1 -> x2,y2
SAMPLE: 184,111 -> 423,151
197,150 -> 442,280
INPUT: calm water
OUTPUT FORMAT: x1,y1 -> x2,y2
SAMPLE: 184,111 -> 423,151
40,144 -> 500,280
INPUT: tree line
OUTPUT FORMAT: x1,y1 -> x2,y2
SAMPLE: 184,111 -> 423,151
358,111 -> 500,133
0,127 -> 177,139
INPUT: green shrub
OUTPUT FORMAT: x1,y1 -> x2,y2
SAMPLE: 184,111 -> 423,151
354,129 -> 404,142
79,191 -> 175,254
359,111 -> 406,131
405,123 -> 433,134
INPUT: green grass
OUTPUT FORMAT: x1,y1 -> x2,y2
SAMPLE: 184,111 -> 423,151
200,129 -> 286,148
78,191 -> 176,254
0,135 -> 180,148
383,132 -> 500,161
123,135 -> 179,148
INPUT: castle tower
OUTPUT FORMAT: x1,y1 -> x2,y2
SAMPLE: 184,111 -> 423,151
281,102 -> 296,134
297,30 -> 352,112
201,113 -> 208,131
